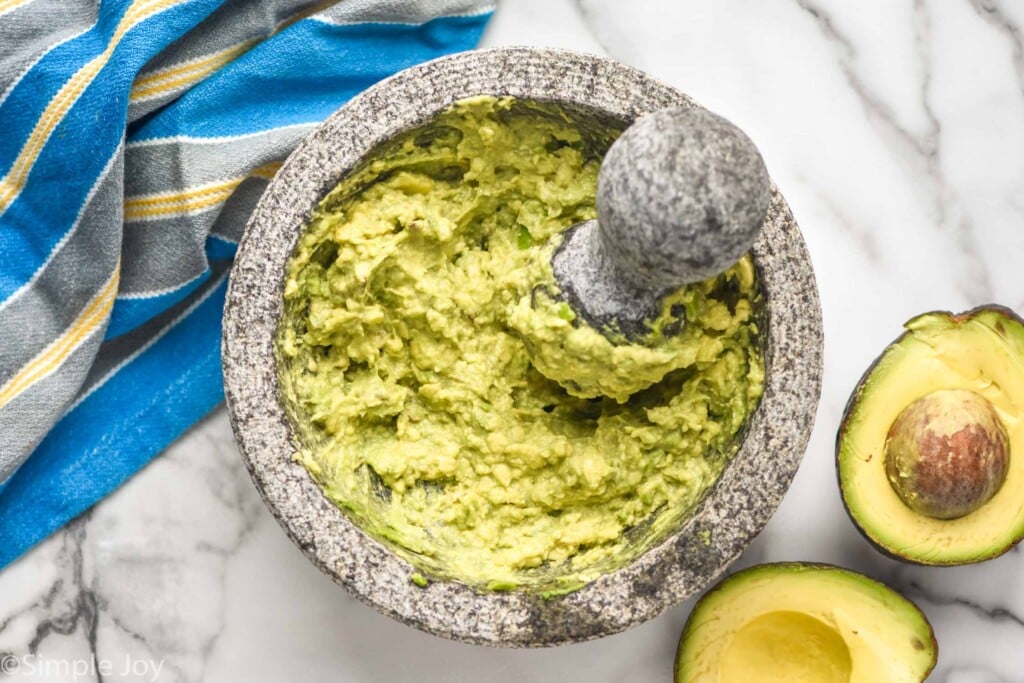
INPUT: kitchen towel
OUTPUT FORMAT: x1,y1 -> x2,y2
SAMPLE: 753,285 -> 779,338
0,0 -> 494,568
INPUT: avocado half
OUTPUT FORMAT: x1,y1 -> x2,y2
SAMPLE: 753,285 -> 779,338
674,563 -> 937,683
838,305 -> 1024,564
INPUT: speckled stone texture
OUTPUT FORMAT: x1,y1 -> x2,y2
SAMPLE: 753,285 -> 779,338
554,107 -> 770,336
221,47 -> 823,647
552,218 -> 666,338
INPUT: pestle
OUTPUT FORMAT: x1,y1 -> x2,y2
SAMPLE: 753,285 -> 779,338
552,106 -> 771,339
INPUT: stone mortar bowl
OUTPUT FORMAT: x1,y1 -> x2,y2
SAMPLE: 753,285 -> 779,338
222,47 -> 823,647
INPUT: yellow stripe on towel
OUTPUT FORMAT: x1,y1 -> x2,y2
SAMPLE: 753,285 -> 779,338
123,161 -> 282,221
0,262 -> 120,410
128,0 -> 339,104
0,0 -> 184,215
249,160 -> 283,180
0,0 -> 33,16
129,39 -> 257,102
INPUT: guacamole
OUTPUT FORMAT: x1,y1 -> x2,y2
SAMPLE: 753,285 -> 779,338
278,97 -> 764,589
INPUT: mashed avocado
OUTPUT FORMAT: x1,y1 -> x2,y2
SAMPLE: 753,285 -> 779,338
278,97 -> 764,589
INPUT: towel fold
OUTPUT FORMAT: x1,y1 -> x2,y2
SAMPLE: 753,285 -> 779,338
0,0 -> 494,569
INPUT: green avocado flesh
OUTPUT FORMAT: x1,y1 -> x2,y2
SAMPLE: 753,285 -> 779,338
278,96 -> 765,589
675,563 -> 937,683
838,306 -> 1024,565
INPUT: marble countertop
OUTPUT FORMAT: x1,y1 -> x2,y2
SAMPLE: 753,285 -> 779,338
2,1 -> 1022,680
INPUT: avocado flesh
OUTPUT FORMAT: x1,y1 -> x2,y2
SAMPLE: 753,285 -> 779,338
675,563 -> 937,683
838,306 -> 1024,564
277,96 -> 765,589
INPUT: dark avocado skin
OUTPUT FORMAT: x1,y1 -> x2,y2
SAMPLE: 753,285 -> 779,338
836,304 -> 1024,565
672,562 -> 938,683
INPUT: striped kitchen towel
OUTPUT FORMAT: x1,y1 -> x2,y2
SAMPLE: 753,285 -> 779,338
0,0 -> 494,569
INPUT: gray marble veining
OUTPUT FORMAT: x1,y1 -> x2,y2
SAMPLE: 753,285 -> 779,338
1,0 -> 1023,680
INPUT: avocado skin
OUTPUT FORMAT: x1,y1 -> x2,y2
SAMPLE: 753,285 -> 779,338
673,562 -> 938,683
836,304 -> 1024,565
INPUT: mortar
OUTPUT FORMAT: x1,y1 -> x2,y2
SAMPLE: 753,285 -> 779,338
221,47 -> 823,646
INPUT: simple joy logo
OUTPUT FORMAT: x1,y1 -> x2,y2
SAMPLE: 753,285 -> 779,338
0,652 -> 165,681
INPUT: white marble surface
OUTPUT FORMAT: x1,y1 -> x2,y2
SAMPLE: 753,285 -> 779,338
2,1 -> 1023,680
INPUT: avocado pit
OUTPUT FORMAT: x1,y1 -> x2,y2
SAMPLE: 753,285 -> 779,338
884,388 -> 1009,520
